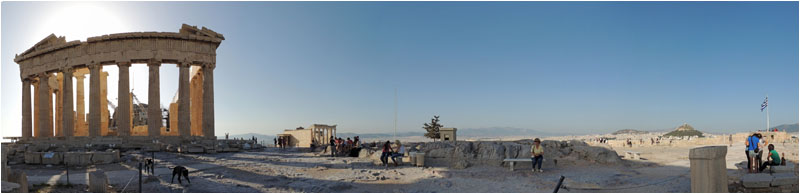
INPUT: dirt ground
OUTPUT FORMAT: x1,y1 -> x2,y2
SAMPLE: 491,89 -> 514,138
13,138 -> 798,193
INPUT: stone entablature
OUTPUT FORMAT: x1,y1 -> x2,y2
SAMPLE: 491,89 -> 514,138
15,24 -> 224,79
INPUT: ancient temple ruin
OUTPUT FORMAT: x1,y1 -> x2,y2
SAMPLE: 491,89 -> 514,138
13,24 -> 223,152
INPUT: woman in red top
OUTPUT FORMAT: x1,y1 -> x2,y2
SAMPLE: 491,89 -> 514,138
380,141 -> 393,167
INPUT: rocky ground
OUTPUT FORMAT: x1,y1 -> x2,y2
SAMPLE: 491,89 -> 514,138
13,135 -> 798,193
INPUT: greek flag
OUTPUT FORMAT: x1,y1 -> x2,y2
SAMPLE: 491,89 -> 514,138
761,97 -> 768,112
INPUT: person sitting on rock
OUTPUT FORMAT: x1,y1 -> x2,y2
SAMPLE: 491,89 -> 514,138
391,140 -> 405,166
530,138 -> 544,172
759,144 -> 781,172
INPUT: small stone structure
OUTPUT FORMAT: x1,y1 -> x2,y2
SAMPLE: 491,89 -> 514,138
89,170 -> 108,192
688,146 -> 727,192
279,124 -> 337,148
439,128 -> 457,142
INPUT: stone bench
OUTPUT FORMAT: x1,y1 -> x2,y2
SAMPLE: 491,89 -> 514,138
768,165 -> 796,174
503,158 -> 532,171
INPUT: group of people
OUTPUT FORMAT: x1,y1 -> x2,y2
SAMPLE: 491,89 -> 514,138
379,140 -> 406,167
274,136 -> 290,149
745,133 -> 784,173
330,136 -> 360,157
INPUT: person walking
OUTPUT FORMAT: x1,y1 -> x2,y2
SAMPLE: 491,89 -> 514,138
273,138 -> 277,148
329,136 -> 336,157
530,138 -> 544,172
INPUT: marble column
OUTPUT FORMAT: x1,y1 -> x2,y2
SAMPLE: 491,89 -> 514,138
55,73 -> 63,137
147,61 -> 161,137
116,62 -> 131,136
62,68 -> 74,137
37,73 -> 51,138
88,64 -> 101,137
203,63 -> 215,138
75,73 -> 86,136
33,80 -> 39,137
178,62 -> 191,137
21,78 -> 32,138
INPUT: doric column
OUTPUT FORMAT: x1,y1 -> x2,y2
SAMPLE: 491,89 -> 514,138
178,62 -> 191,137
88,64 -> 101,137
203,63 -> 215,138
116,62 -> 131,136
62,68 -> 74,137
75,72 -> 86,136
37,73 -> 51,138
33,80 -> 39,137
147,60 -> 161,137
21,78 -> 32,138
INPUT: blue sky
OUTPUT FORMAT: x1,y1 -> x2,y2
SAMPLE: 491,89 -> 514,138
2,1 -> 797,137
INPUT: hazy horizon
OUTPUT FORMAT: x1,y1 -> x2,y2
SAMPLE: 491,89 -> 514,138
2,1 -> 798,138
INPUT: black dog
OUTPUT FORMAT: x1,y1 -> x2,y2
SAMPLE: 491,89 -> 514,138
170,166 -> 190,184
144,159 -> 155,174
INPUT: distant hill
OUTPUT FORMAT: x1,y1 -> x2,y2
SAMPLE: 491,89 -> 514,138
457,127 -> 569,137
219,133 -> 275,144
664,123 -> 704,137
336,132 -> 420,139
768,123 -> 799,132
611,129 -> 650,135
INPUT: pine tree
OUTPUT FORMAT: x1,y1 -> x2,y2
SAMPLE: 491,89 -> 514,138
423,115 -> 443,141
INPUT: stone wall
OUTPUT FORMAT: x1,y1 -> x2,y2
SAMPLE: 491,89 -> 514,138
366,140 -> 622,169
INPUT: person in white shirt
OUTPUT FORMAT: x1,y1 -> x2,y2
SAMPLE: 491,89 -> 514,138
391,140 -> 406,166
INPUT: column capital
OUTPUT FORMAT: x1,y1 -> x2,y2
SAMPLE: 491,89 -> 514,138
59,66 -> 74,73
147,59 -> 162,67
202,63 -> 216,70
88,63 -> 102,69
117,61 -> 132,67
177,60 -> 192,68
74,73 -> 86,79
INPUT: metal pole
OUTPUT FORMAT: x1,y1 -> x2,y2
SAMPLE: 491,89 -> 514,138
65,162 -> 69,185
766,94 -> 770,131
394,88 -> 397,140
553,176 -> 565,193
138,162 -> 142,193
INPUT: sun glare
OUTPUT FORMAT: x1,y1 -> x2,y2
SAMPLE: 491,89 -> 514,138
39,4 -> 130,42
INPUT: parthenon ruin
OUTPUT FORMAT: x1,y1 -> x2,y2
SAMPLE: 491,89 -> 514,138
13,24 -> 224,151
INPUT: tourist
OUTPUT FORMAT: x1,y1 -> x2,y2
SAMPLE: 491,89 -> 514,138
745,133 -> 762,172
329,136 -> 336,157
346,138 -> 354,149
391,140 -> 405,166
380,141 -> 394,167
530,138 -> 544,172
759,144 -> 781,172
354,136 -> 360,147
273,138 -> 277,147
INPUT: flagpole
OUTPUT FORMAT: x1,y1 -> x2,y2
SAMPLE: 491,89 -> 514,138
766,94 -> 770,131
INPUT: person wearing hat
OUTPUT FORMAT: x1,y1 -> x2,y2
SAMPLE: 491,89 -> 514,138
530,138 -> 544,172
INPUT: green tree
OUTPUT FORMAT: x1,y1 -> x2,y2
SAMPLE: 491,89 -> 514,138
423,115 -> 443,141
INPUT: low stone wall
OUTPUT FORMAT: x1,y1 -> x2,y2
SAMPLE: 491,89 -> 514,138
363,140 -> 622,169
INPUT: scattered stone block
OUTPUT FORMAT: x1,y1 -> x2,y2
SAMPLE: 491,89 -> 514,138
742,173 -> 772,188
1,181 -> 20,192
769,165 -> 795,173
7,170 -> 28,193
689,146 -> 727,192
91,151 -> 120,164
771,173 -> 799,186
64,152 -> 92,166
89,170 -> 108,193
41,152 -> 63,165
186,147 -> 204,153
24,152 -> 42,164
